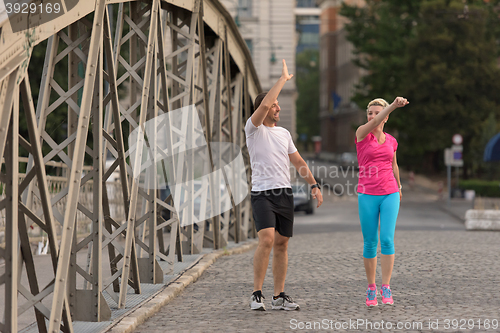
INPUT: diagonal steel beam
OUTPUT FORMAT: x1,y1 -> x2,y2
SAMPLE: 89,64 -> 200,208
0,71 -> 18,168
3,72 -> 19,333
118,0 -> 161,308
48,0 -> 107,331
21,74 -> 62,278
102,5 -> 134,294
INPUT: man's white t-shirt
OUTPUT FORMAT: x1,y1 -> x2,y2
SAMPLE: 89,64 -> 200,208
244,117 -> 297,191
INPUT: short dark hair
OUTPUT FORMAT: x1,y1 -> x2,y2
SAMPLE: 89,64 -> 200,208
254,92 -> 268,111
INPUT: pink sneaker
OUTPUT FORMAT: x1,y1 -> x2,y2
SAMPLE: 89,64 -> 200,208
366,288 -> 378,307
380,286 -> 393,305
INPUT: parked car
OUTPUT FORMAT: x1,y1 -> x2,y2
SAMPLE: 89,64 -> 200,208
167,181 -> 228,223
291,183 -> 314,215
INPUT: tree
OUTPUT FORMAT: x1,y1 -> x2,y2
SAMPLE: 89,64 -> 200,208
340,0 -> 422,109
341,0 -> 500,175
401,1 -> 500,175
296,49 -> 320,149
470,112 -> 500,179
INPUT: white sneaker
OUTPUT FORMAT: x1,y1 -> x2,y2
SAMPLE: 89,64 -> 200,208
250,292 -> 266,311
271,293 -> 300,310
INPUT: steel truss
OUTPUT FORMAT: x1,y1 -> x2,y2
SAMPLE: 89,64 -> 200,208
0,0 -> 260,332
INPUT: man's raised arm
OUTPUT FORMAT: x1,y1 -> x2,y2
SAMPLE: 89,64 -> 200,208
251,59 -> 294,127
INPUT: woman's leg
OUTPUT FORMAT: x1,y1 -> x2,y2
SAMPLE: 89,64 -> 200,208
379,192 -> 400,285
380,255 -> 394,285
358,194 -> 381,284
363,258 -> 377,285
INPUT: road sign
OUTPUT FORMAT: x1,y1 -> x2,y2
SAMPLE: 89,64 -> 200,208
445,145 -> 463,167
453,134 -> 463,145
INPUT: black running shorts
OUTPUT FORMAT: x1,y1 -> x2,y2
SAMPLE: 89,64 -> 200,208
251,187 -> 294,237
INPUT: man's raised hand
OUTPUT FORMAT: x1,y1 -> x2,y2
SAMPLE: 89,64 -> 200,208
282,59 -> 294,81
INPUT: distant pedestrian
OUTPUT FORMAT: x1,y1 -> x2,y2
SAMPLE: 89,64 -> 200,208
409,171 -> 415,190
355,97 -> 409,306
245,59 -> 323,311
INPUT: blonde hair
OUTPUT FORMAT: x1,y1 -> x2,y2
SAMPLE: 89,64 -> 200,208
367,98 -> 389,111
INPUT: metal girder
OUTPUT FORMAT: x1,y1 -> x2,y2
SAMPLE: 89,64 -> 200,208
116,0 -> 160,307
1,70 -> 75,333
1,69 -> 19,333
154,8 -> 183,271
194,0 -> 226,251
0,71 -> 17,166
168,6 -> 196,254
101,3 -> 139,299
48,0 -> 107,330
134,0 -> 164,284
66,25 -> 112,322
20,74 -> 74,332
201,39 -> 223,249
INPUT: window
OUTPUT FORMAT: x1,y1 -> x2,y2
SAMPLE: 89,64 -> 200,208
299,32 -> 319,45
238,0 -> 252,18
297,0 -> 318,8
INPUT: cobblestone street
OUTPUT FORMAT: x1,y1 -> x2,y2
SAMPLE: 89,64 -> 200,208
134,189 -> 500,333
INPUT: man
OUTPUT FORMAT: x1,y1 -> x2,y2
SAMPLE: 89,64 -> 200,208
245,59 -> 323,311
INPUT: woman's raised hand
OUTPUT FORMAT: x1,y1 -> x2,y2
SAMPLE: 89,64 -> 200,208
281,59 -> 294,81
392,97 -> 409,108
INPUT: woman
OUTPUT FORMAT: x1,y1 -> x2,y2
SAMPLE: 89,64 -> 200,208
355,97 -> 409,306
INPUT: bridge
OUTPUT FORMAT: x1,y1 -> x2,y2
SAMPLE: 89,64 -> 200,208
0,0 -> 260,331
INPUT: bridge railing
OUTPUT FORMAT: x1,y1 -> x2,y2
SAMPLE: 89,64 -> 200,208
0,158 -> 126,245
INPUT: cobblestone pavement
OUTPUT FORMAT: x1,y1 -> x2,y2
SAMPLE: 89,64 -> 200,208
134,189 -> 500,333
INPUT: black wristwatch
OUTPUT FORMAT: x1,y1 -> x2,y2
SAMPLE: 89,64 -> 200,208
311,183 -> 321,190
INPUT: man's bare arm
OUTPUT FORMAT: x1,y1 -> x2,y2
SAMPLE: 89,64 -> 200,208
251,59 -> 293,127
289,151 -> 323,208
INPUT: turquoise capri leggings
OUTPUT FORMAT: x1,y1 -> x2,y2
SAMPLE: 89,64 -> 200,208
358,192 -> 400,259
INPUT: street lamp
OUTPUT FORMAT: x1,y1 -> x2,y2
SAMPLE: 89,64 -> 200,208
255,38 -> 282,64
270,52 -> 277,64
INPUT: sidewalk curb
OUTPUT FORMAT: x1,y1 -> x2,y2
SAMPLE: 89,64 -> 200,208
105,240 -> 258,333
437,203 -> 466,223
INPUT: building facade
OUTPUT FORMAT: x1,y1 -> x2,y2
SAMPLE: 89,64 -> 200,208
220,0 -> 297,138
318,0 -> 365,153
295,0 -> 320,54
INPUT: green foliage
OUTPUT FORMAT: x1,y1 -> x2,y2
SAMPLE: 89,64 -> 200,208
24,39 -> 70,169
459,179 -> 500,197
24,29 -> 101,173
470,112 -> 500,179
401,1 -> 500,172
296,49 -> 320,147
341,0 -> 500,175
23,7 -> 130,171
340,0 -> 421,109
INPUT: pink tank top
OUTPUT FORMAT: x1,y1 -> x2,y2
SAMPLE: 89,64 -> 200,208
355,132 -> 399,195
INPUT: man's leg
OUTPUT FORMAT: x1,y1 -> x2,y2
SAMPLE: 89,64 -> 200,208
270,229 -> 299,310
272,230 -> 289,296
253,227 -> 275,292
